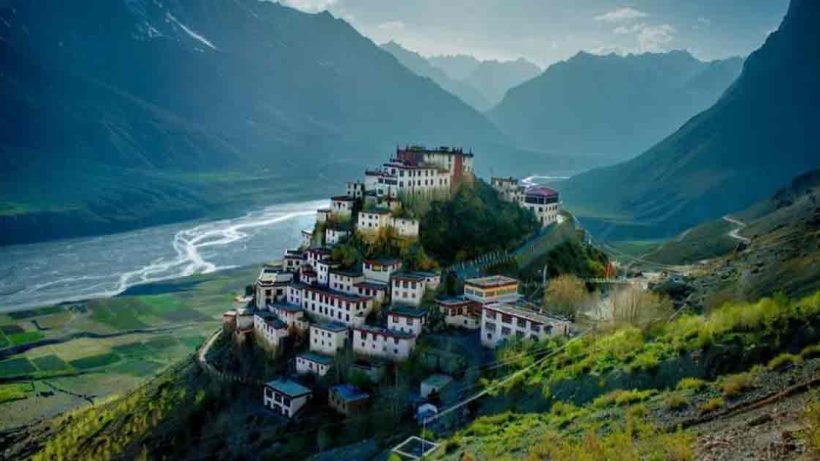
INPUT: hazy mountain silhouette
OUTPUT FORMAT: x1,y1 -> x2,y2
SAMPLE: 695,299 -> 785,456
0,0 -> 510,244
490,50 -> 742,164
559,0 -> 819,240
381,41 -> 491,111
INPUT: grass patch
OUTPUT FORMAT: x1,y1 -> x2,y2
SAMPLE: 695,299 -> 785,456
145,336 -> 179,350
112,342 -> 153,357
527,414 -> 695,461
7,331 -> 44,346
0,333 -> 8,349
7,306 -> 63,320
767,353 -> 803,371
800,343 -> 820,360
699,397 -> 725,414
89,302 -> 149,330
69,353 -> 120,370
179,335 -> 206,350
33,354 -> 70,372
720,372 -> 755,397
109,359 -> 163,377
0,383 -> 31,403
0,324 -> 24,335
803,398 -> 820,457
0,357 -> 36,377
592,389 -> 656,408
676,377 -> 708,391
665,394 -> 689,410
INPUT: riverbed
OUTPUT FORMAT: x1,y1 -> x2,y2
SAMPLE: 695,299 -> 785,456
0,199 -> 325,312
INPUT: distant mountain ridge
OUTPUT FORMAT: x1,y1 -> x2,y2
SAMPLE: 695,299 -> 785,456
489,50 -> 743,164
560,0 -> 819,240
382,43 -> 541,111
380,41 -> 491,111
0,0 -> 512,244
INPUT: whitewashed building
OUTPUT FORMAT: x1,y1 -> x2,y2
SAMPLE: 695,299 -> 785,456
287,284 -> 372,326
330,196 -> 355,219
309,322 -> 349,355
464,275 -> 520,304
480,302 -> 571,348
354,281 -> 388,305
387,305 -> 427,336
325,226 -> 350,245
329,269 -> 365,294
305,248 -> 331,271
435,296 -> 482,330
315,259 -> 340,286
391,271 -> 439,307
352,325 -> 417,362
363,258 -> 402,284
295,351 -> 334,377
356,210 -> 419,239
301,229 -> 314,248
270,303 -> 309,332
316,208 -> 331,224
253,311 -> 289,352
283,249 -> 305,272
490,178 -> 560,228
255,265 -> 294,308
263,379 -> 312,418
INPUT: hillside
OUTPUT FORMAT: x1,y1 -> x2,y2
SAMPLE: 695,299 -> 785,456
0,0 -> 511,245
489,50 -> 742,165
560,0 -> 820,240
381,42 -> 491,111
639,169 -> 820,267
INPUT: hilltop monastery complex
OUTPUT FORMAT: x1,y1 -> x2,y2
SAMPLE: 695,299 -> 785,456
221,145 -> 568,419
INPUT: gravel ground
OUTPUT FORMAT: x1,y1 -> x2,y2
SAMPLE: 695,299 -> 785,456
693,390 -> 814,461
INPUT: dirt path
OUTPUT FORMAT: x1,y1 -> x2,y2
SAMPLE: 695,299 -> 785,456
723,215 -> 752,244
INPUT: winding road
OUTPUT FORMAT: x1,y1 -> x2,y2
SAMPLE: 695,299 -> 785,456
722,215 -> 751,244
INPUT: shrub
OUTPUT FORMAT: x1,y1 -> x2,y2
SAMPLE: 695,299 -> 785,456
767,353 -> 803,371
699,397 -> 724,414
592,389 -> 656,408
676,377 -> 708,391
665,394 -> 689,410
526,416 -> 694,461
800,343 -> 820,359
720,372 -> 755,397
802,398 -> 820,456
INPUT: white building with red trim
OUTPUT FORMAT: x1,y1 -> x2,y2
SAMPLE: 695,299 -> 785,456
352,325 -> 417,362
480,302 -> 571,348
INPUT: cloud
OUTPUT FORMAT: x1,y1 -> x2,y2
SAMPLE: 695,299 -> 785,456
377,20 -> 405,31
278,0 -> 337,13
613,23 -> 646,35
594,7 -> 648,23
637,24 -> 676,52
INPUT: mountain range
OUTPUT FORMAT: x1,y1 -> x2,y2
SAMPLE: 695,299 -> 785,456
0,0 -> 513,245
382,42 -> 541,111
489,50 -> 743,163
559,0 -> 819,240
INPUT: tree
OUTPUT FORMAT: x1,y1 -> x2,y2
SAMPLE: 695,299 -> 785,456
544,274 -> 588,320
610,285 -> 673,329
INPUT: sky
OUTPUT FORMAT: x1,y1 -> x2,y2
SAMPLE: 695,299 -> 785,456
277,0 -> 790,67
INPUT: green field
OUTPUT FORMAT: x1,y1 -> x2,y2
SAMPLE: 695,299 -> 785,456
70,353 -> 121,370
0,358 -> 36,377
0,265 -> 258,430
33,355 -> 70,372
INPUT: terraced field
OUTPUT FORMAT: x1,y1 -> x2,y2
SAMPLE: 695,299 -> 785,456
0,266 -> 256,430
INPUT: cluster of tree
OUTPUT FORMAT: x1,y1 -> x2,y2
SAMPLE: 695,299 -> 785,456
421,180 -> 539,265
544,274 -> 672,328
520,239 -> 609,281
